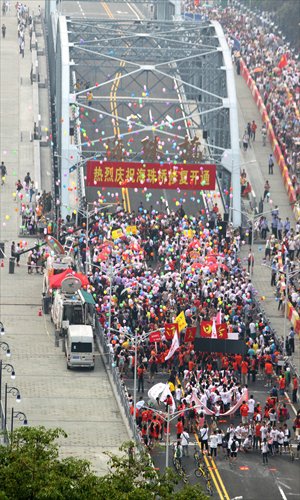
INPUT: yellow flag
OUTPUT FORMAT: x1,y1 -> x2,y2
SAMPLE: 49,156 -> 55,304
126,225 -> 138,235
175,311 -> 187,332
112,228 -> 123,240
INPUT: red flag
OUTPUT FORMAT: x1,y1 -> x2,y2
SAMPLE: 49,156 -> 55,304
216,323 -> 228,340
164,323 -> 179,340
200,321 -> 213,338
184,326 -> 197,343
278,53 -> 288,69
149,330 -> 161,343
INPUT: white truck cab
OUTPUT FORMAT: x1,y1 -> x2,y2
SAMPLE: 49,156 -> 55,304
65,324 -> 95,370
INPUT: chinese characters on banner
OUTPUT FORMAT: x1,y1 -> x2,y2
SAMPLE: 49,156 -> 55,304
86,161 -> 216,191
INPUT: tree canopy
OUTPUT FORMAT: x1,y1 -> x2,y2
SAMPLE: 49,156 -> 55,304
0,427 -> 208,500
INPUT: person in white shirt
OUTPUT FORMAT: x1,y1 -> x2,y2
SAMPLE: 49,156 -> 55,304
277,428 -> 284,455
248,395 -> 255,421
283,424 -> 291,452
181,429 -> 190,457
262,438 -> 269,464
210,430 -> 218,457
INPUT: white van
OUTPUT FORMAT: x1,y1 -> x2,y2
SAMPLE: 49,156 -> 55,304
65,325 -> 95,370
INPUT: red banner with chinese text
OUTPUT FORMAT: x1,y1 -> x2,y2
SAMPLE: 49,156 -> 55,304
86,161 -> 216,191
149,331 -> 162,343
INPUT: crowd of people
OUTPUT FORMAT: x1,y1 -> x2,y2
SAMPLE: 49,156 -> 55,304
204,5 -> 300,199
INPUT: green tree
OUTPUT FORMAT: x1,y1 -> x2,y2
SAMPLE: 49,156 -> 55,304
0,428 -> 208,500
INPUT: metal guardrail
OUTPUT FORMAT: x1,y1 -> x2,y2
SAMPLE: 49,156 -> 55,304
95,322 -> 143,449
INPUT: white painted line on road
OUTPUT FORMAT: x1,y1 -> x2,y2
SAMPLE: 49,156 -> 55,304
126,2 -> 141,20
284,390 -> 297,416
278,482 -> 291,490
278,485 -> 288,500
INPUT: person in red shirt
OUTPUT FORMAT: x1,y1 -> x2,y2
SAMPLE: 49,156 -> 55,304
264,361 -> 273,387
241,360 -> 249,386
254,422 -> 262,450
240,401 -> 249,424
176,417 -> 184,439
279,376 -> 286,398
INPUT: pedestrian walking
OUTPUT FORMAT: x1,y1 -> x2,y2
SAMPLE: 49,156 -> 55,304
0,161 -> 7,184
288,327 -> 295,354
2,23 -> 6,38
251,120 -> 257,141
263,180 -> 270,201
181,428 -> 190,456
209,430 -> 218,457
292,375 -> 298,404
247,249 -> 254,274
242,131 -> 249,151
137,363 -> 145,393
199,423 -> 209,453
261,124 -> 267,146
268,154 -> 274,174
262,438 -> 269,464
229,435 -> 238,466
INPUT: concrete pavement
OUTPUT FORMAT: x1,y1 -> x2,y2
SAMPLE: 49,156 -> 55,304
0,0 -> 129,473
235,72 -> 300,386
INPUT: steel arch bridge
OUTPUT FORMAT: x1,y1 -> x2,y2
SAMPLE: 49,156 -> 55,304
47,2 -> 240,224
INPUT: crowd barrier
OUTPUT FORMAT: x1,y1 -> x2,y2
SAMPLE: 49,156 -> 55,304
287,301 -> 300,335
239,59 -> 298,216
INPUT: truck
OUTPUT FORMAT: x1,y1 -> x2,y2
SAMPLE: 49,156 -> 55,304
51,275 -> 95,336
65,324 -> 95,370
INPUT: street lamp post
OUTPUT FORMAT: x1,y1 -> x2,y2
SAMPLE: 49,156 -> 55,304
4,384 -> 21,430
0,322 -> 5,336
0,341 -> 11,357
230,207 -> 276,275
0,361 -> 15,406
10,408 -> 28,434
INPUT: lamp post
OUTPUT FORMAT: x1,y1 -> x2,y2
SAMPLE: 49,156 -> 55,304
10,408 -> 28,434
0,361 -> 15,405
230,207 -> 275,275
0,321 -> 5,336
279,265 -> 300,354
0,341 -> 11,357
4,384 -> 21,430
0,361 -> 15,431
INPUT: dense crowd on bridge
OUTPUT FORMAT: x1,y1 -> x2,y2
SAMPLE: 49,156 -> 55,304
205,5 -> 300,198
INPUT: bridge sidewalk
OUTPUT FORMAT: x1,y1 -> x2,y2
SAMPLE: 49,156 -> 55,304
235,72 -> 300,397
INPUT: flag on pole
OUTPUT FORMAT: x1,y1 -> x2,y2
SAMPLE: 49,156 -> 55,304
164,323 -> 179,340
165,331 -> 180,361
211,319 -> 217,339
174,311 -> 187,332
200,321 -> 213,338
215,310 -> 222,325
184,326 -> 197,343
216,323 -> 228,340
278,53 -> 288,69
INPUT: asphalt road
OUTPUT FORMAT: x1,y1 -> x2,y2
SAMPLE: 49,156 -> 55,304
124,370 -> 300,500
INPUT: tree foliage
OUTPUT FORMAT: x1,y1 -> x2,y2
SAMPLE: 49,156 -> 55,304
0,428 -> 208,500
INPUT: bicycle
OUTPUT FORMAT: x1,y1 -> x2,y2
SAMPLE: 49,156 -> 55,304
173,456 -> 188,484
194,452 -> 213,496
